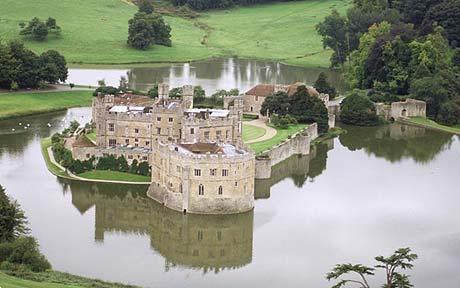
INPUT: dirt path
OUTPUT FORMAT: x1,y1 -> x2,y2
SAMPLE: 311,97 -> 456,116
245,119 -> 277,144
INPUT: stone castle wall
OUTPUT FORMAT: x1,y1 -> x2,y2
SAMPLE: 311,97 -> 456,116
254,123 -> 318,179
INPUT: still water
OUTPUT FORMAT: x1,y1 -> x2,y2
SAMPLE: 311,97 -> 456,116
1,107 -> 459,287
67,58 -> 347,94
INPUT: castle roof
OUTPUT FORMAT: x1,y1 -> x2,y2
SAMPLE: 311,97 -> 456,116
245,83 -> 320,97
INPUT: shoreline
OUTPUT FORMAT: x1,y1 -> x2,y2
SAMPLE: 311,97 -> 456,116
398,118 -> 460,135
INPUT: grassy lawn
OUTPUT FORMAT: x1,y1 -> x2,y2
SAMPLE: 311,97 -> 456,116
77,170 -> 151,183
40,138 -> 71,178
249,124 -> 307,154
0,91 -> 92,120
86,132 -> 97,143
0,271 -> 139,288
242,123 -> 266,142
405,117 -> 460,135
0,0 -> 350,67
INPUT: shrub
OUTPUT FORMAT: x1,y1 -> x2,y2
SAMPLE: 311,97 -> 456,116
7,236 -> 51,272
138,161 -> 150,176
340,90 -> 380,126
92,86 -> 119,96
437,101 -> 460,126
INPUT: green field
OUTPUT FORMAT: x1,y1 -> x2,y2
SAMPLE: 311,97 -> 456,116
77,170 -> 151,183
0,0 -> 350,67
404,117 -> 460,135
0,91 -> 92,120
249,124 -> 307,154
0,271 -> 138,288
242,123 -> 266,142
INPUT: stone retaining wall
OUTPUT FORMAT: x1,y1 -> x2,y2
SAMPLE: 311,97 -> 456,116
254,123 -> 318,179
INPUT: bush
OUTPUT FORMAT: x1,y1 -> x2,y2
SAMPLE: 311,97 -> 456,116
92,86 -> 119,96
368,90 -> 400,104
340,90 -> 380,126
138,161 -> 150,176
6,236 -> 51,272
437,101 -> 460,126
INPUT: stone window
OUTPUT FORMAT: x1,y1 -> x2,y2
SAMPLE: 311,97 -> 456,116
125,139 -> 129,144
135,143 -> 139,147
157,117 -> 161,122
157,128 -> 161,135
135,138 -> 139,142
177,165 -> 181,173
142,156 -> 148,161
134,128 -> 139,133
218,185 -> 223,195
86,153 -> 90,158
195,169 -> 201,176
146,141 -> 150,146
222,169 -> 228,177
197,230 -> 203,241
168,117 -> 173,123
128,155 -> 133,159
204,131 -> 210,140
216,130 -> 221,139
256,96 -> 259,102
226,130 -> 229,139
210,168 -> 216,176
198,184 -> 204,195
179,184 -> 183,193
235,181 -> 238,187
190,128 -> 195,135
108,123 -> 114,132
108,139 -> 116,146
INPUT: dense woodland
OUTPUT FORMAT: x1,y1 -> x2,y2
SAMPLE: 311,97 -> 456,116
171,0 -> 302,10
316,0 -> 460,126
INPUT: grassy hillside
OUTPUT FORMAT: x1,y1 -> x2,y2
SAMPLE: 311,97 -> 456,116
0,91 -> 93,119
0,0 -> 350,67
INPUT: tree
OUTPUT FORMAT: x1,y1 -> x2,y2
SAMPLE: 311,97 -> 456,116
424,0 -> 460,47
19,17 -> 60,41
340,90 -> 379,126
327,247 -> 418,288
127,12 -> 156,50
138,0 -> 154,14
8,41 -> 41,88
38,50 -> 68,83
138,161 -> 150,176
289,85 -> 329,133
0,185 -> 28,242
314,72 -> 338,99
151,14 -> 172,47
316,9 -> 349,67
260,91 -> 290,116
169,87 -> 183,98
410,76 -> 450,119
193,85 -> 206,103
148,84 -> 158,98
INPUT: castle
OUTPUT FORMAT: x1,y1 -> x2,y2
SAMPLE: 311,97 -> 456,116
73,84 -> 255,215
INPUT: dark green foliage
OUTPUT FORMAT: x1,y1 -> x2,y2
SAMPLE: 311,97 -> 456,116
0,41 -> 68,89
169,87 -> 183,98
260,91 -> 290,116
127,12 -> 155,50
314,72 -> 337,99
137,161 -> 150,176
424,0 -> 460,47
410,76 -> 450,120
193,85 -> 206,103
0,185 -> 28,242
117,156 -> 129,173
2,237 -> 51,272
271,114 -> 297,129
127,11 -> 172,50
289,86 -> 329,133
138,0 -> 154,14
129,159 -> 139,174
39,50 -> 67,84
171,0 -> 303,11
148,84 -> 158,98
19,17 -> 60,41
327,247 -> 417,288
92,86 -> 120,96
340,90 -> 379,126
436,101 -> 459,126
368,90 -> 400,104
315,10 -> 349,67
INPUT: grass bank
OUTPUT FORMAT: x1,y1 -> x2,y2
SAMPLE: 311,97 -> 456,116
0,271 -> 138,288
77,170 -> 151,183
0,91 -> 92,120
40,138 -> 72,179
242,123 -> 266,142
403,117 -> 460,135
0,0 -> 349,67
249,124 -> 308,154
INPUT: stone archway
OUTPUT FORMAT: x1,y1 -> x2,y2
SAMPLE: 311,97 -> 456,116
401,109 -> 407,117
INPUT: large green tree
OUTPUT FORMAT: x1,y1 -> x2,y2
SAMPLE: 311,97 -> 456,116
0,185 -> 28,242
340,90 -> 379,126
314,72 -> 338,99
316,9 -> 349,67
127,12 -> 156,50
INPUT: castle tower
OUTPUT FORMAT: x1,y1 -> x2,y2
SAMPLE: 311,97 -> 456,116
182,85 -> 194,109
158,83 -> 170,100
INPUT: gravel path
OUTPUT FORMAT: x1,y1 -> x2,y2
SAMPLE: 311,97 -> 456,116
244,119 -> 277,144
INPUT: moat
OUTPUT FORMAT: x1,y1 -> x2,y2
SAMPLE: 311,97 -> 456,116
1,60 -> 460,288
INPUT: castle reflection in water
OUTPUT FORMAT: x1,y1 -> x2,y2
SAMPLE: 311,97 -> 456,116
56,123 -> 454,274
58,139 -> 334,274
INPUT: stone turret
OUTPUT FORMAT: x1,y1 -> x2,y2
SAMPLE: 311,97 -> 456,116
182,85 -> 194,110
158,83 -> 169,100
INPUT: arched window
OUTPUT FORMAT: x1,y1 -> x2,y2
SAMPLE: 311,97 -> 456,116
198,184 -> 204,195
218,185 -> 223,195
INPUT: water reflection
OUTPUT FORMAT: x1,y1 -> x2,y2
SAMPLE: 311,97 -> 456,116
68,58 -> 347,94
255,139 -> 334,199
339,123 -> 454,163
62,180 -> 253,273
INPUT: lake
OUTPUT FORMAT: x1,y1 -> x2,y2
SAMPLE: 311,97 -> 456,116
1,60 -> 460,288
